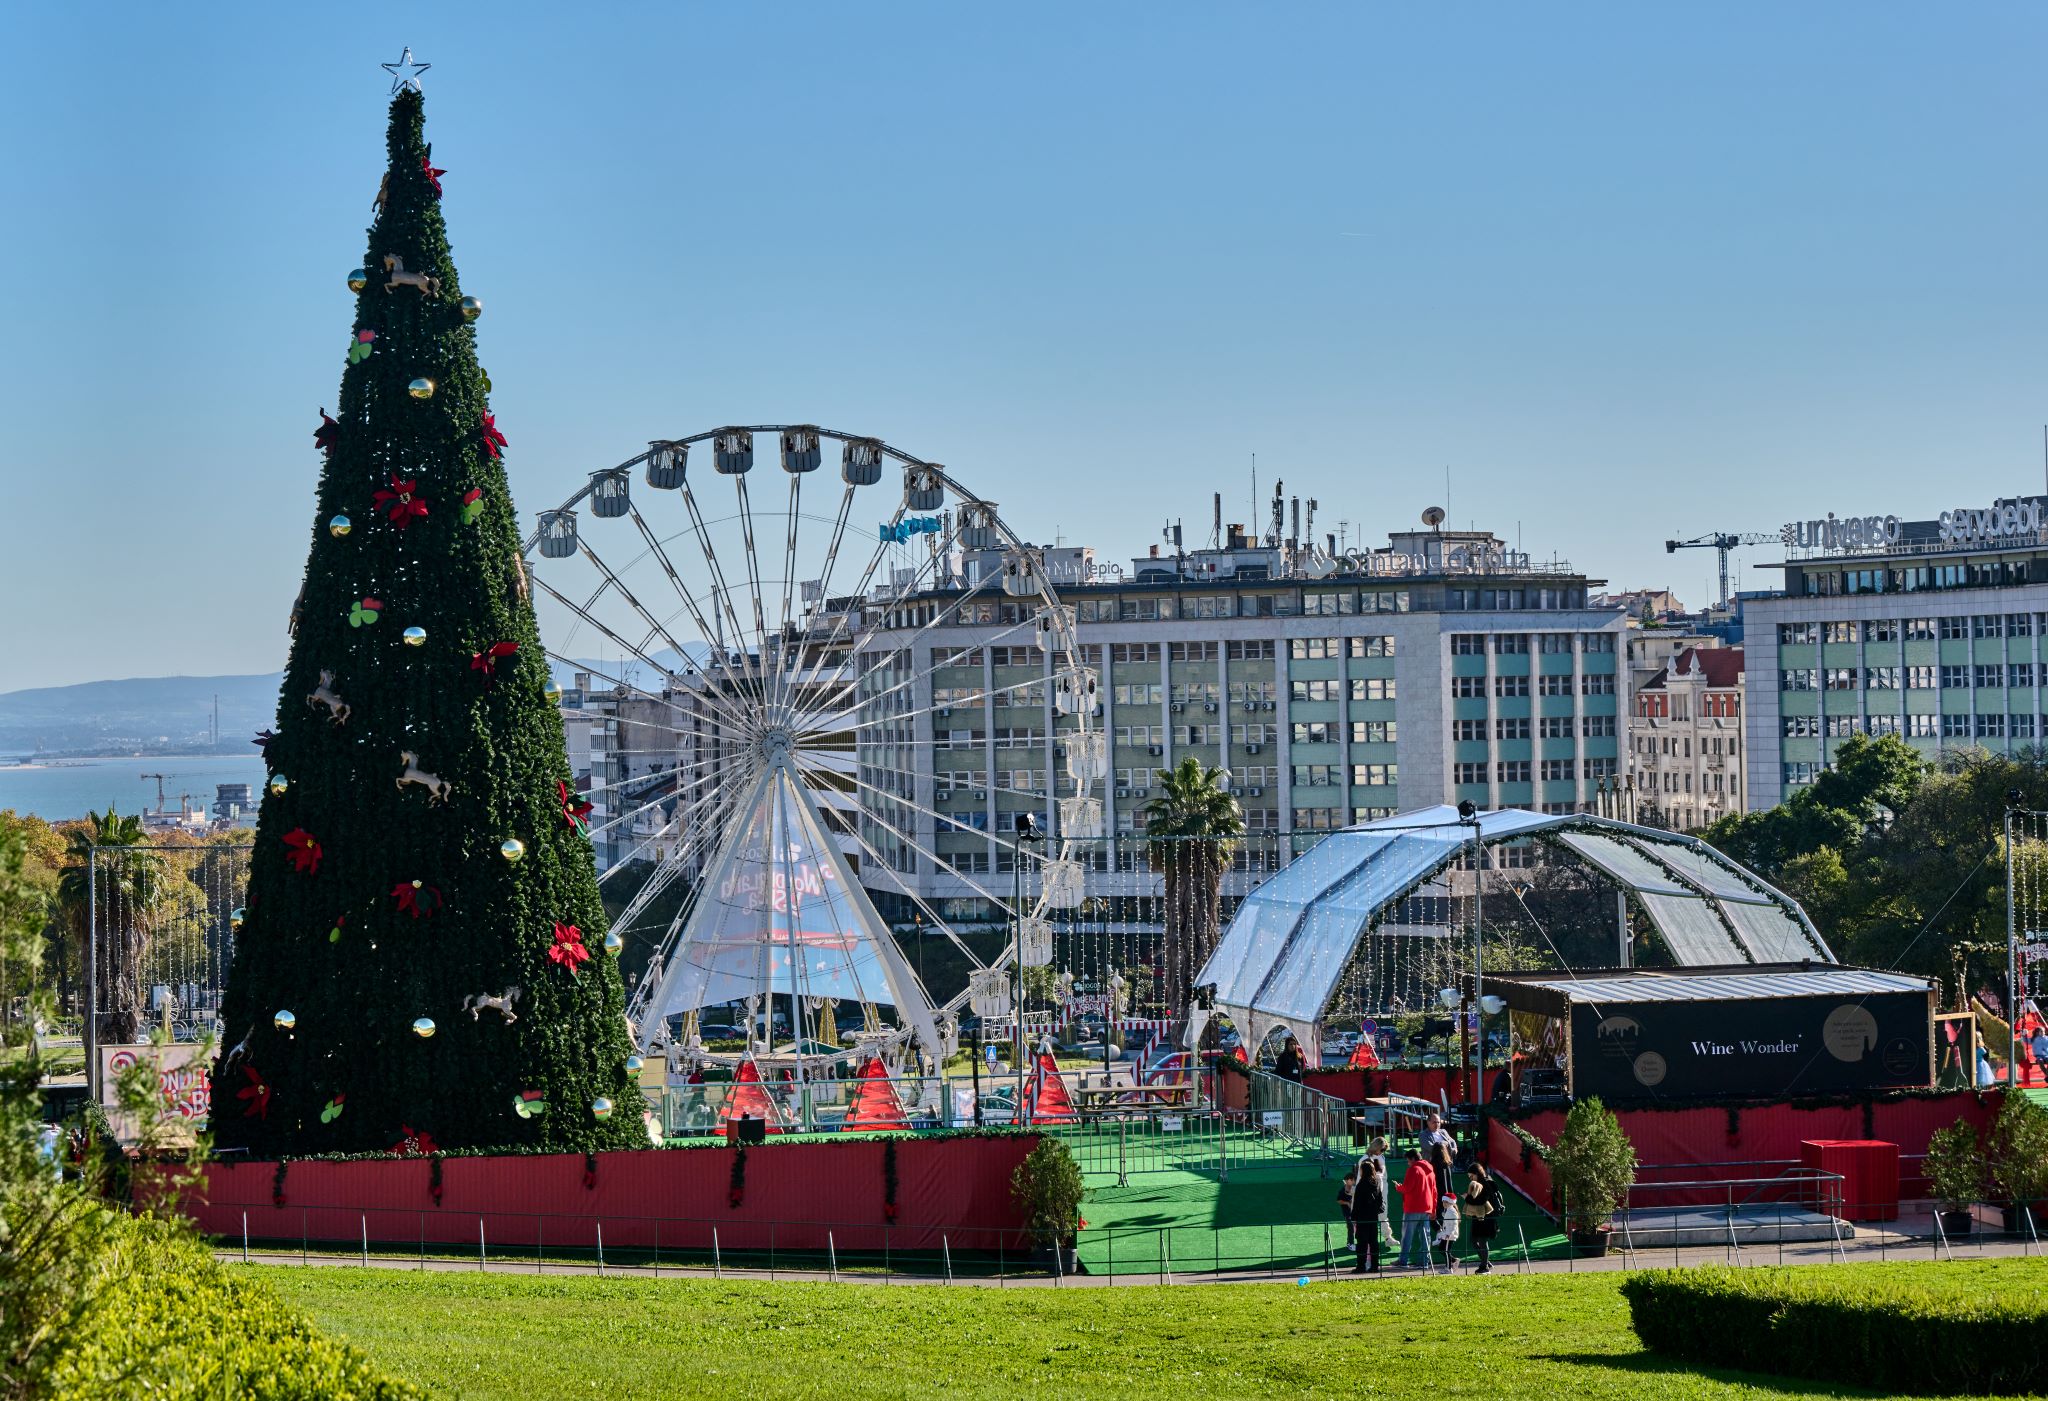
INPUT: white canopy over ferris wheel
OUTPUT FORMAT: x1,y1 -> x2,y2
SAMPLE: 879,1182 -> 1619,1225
522,426 -> 1105,1069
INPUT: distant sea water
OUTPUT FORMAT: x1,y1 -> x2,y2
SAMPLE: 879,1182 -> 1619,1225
0,755 -> 269,822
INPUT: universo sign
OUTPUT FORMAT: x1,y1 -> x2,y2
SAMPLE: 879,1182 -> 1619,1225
1779,514 -> 1902,551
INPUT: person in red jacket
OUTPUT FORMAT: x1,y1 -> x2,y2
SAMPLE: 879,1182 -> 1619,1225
1397,1148 -> 1439,1268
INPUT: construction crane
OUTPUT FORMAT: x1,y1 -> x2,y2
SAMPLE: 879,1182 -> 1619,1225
1664,531 -> 1779,610
140,772 -> 169,813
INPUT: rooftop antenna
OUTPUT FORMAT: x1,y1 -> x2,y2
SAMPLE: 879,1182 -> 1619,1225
1211,492 -> 1222,549
1250,454 -> 1257,545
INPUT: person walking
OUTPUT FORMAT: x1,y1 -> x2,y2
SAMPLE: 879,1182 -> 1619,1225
1420,1109 -> 1457,1181
1351,1151 -> 1386,1273
1462,1161 -> 1504,1274
1366,1136 -> 1393,1254
1435,1173 -> 1463,1270
1397,1148 -> 1439,1268
1337,1160 -> 1360,1253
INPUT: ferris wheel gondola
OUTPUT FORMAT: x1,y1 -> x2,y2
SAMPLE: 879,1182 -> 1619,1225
522,425 -> 1098,1074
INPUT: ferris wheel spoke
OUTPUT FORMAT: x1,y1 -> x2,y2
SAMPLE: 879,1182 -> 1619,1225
582,758 -> 731,845
626,506 -> 762,717
540,649 -> 761,745
818,629 -> 1055,748
678,477 -> 769,713
529,576 -> 686,700
782,562 -> 1011,737
571,539 -> 711,698
798,773 -> 1000,978
770,482 -> 857,732
768,472 -> 804,728
791,751 -> 1020,917
820,807 -> 999,977
731,474 -> 773,704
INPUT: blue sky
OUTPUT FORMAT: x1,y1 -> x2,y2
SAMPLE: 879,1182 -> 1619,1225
3,4 -> 2044,690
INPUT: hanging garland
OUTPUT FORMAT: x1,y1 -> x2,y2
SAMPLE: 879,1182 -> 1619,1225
882,1140 -> 899,1223
583,1151 -> 598,1192
728,1144 -> 747,1209
429,1156 -> 444,1206
272,1158 -> 290,1208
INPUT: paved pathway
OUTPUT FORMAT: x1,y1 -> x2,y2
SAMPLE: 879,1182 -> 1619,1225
218,1229 -> 2046,1288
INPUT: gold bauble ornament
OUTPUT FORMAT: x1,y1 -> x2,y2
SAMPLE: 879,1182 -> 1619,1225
347,268 -> 369,292
624,1054 -> 645,1076
267,774 -> 289,796
603,931 -> 623,956
591,1097 -> 614,1121
273,1009 -> 296,1031
230,907 -> 247,931
499,838 -> 525,863
412,1017 -> 436,1039
458,295 -> 483,321
402,626 -> 427,647
328,514 -> 352,537
543,678 -> 564,705
407,377 -> 435,400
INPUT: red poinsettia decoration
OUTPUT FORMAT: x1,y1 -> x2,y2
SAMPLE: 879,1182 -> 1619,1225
237,1065 -> 271,1120
390,880 -> 444,919
391,1125 -> 440,1157
548,921 -> 591,974
314,408 -> 340,453
480,410 -> 508,460
558,780 -> 593,833
421,152 -> 446,196
470,641 -> 519,684
282,828 -> 322,875
373,475 -> 429,528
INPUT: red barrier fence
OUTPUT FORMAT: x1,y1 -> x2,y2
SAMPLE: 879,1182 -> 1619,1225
1302,1067 -> 1463,1105
1484,1089 -> 2001,1216
185,1135 -> 1040,1252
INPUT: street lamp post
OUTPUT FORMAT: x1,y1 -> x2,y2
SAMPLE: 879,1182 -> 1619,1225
1013,812 -> 1043,1116
2007,790 -> 2022,1083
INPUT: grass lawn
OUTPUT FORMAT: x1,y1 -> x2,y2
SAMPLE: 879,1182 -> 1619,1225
255,1257 -> 2048,1400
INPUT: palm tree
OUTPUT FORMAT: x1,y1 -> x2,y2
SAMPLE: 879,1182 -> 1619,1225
56,807 -> 161,1044
1142,758 -> 1245,1014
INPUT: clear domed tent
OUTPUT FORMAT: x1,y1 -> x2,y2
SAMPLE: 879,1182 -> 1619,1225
1193,805 -> 1832,1059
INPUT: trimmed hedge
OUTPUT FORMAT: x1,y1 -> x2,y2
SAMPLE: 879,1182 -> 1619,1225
1622,1264 -> 2048,1395
48,1215 -> 421,1399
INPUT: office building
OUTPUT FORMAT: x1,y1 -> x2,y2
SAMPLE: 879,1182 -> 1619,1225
1744,493 -> 2048,809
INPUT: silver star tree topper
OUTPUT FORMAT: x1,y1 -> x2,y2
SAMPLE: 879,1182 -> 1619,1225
382,47 -> 431,94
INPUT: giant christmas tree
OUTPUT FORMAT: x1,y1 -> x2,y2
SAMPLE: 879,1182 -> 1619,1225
213,76 -> 639,1155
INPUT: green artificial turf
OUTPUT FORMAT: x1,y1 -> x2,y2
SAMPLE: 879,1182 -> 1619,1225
255,1258 -> 2048,1400
1061,1126 -> 1567,1275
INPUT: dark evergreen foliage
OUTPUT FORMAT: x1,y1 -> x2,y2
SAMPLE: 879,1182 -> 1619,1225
213,90 -> 637,1155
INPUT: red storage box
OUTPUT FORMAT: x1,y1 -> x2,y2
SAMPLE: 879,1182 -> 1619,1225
1800,1139 -> 1900,1222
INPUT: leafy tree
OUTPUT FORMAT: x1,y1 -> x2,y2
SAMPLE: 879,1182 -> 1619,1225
1142,757 -> 1244,1012
1702,733 -> 1928,876
54,808 -> 161,1045
212,88 -> 637,1155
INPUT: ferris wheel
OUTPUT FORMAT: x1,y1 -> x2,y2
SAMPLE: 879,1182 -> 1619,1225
522,426 -> 1104,1068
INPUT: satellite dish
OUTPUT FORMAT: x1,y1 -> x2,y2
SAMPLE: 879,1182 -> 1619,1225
1421,506 -> 1446,528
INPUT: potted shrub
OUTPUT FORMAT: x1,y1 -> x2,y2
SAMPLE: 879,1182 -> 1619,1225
1924,1118 -> 1984,1237
1011,1138 -> 1085,1272
1548,1097 -> 1636,1256
1986,1093 -> 2048,1235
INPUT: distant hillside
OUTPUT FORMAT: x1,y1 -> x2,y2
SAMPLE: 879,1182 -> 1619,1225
0,673 -> 282,756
